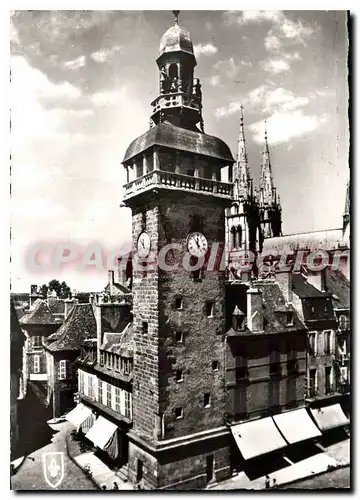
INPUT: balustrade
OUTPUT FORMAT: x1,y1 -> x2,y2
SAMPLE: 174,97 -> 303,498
123,169 -> 233,199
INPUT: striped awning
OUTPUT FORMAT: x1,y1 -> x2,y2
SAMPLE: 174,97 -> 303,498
66,403 -> 93,429
85,416 -> 118,450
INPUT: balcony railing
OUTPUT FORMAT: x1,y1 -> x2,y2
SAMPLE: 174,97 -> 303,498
123,170 -> 234,200
151,92 -> 201,115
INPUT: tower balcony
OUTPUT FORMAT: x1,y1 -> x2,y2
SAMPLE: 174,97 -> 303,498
123,169 -> 233,201
151,92 -> 201,117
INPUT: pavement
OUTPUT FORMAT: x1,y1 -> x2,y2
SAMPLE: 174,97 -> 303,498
74,452 -> 133,490
11,421 -> 97,490
208,437 -> 350,491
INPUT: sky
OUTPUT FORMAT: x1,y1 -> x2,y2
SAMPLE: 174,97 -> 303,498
10,10 -> 349,293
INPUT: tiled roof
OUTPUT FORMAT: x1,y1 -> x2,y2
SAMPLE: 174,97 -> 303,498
263,228 -> 347,254
104,282 -> 132,295
100,322 -> 134,357
47,299 -> 66,315
256,280 -> 306,333
45,303 -> 97,352
20,299 -> 63,326
11,299 -> 25,347
227,280 -> 306,335
291,273 -> 330,299
123,122 -> 235,163
325,270 -> 350,309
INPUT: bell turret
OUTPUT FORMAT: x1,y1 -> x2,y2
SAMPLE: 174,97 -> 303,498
151,11 -> 203,131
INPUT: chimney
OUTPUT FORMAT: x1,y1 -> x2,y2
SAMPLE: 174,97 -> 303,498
47,288 -> 58,308
64,298 -> 74,320
29,284 -> 39,309
246,287 -> 264,332
108,270 -> 115,295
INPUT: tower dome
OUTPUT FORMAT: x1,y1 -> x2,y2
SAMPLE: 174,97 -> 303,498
159,23 -> 194,56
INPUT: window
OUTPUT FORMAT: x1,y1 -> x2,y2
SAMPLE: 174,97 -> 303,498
339,315 -> 347,330
175,331 -> 183,343
205,301 -> 214,317
230,227 -> 236,249
136,459 -> 143,483
324,331 -> 332,355
100,352 -> 104,365
175,297 -> 183,310
176,370 -> 183,382
270,362 -> 281,377
212,360 -> 219,371
33,336 -> 42,347
325,366 -> 332,394
175,407 -> 183,419
287,360 -> 298,375
309,332 -> 316,355
125,392 -> 131,418
236,226 -> 242,248
106,383 -> 112,407
84,373 -> 88,396
235,366 -> 248,382
286,312 -> 294,326
124,359 -> 130,374
98,379 -> 103,403
115,387 -> 121,413
88,375 -> 94,399
204,393 -> 211,408
33,355 -> 40,373
309,369 -> 317,397
59,360 -> 67,380
79,371 -> 84,393
115,356 -> 120,372
142,322 -> 148,334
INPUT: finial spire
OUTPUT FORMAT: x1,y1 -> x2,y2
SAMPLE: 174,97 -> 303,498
172,10 -> 180,25
233,104 -> 251,201
259,119 -> 275,206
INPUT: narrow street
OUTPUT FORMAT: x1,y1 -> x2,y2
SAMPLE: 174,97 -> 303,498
11,421 -> 97,491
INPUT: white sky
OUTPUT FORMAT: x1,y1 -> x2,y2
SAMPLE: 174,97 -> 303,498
9,8 -> 350,292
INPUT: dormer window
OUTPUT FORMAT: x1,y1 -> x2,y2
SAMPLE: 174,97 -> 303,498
286,311 -> 294,326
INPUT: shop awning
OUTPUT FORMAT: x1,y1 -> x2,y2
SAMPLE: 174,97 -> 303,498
85,416 -> 118,450
310,404 -> 349,431
66,403 -> 93,429
231,417 -> 288,460
273,408 -> 322,444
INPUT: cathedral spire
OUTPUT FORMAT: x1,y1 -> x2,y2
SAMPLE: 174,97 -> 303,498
234,105 -> 251,200
259,120 -> 275,206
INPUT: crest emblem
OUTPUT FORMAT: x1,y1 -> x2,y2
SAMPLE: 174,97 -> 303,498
42,452 -> 64,488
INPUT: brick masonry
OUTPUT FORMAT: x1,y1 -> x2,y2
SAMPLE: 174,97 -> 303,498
128,188 -> 231,488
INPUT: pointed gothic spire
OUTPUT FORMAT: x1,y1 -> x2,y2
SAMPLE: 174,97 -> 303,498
259,119 -> 275,206
234,105 -> 251,201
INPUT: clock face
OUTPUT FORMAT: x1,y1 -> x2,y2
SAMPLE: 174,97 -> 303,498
137,232 -> 151,258
187,232 -> 208,257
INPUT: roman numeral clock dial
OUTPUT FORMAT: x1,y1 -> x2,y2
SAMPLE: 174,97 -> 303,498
137,232 -> 151,258
187,232 -> 208,257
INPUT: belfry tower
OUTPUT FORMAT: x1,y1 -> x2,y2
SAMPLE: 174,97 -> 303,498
258,122 -> 282,239
122,12 -> 234,490
225,106 -> 262,280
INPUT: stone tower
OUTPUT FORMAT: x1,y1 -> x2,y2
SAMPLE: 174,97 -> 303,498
225,107 -> 262,281
258,121 -> 282,239
122,12 -> 234,490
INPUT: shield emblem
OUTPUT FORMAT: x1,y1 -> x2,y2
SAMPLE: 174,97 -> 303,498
42,452 -> 64,488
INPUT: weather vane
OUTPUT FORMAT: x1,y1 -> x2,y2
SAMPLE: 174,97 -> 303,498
172,10 -> 180,25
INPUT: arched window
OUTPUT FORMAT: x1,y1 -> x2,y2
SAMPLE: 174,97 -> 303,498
230,227 -> 236,249
169,63 -> 178,79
